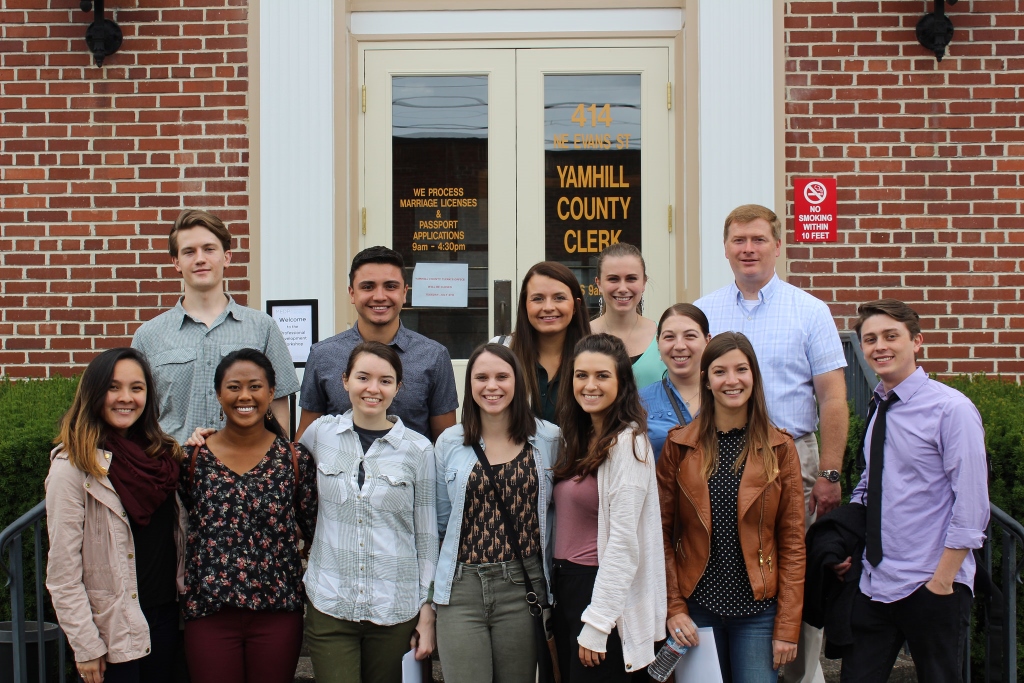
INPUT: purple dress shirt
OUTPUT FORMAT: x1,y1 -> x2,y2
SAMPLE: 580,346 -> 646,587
850,367 -> 989,603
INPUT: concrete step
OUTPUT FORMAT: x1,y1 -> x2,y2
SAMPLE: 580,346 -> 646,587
294,652 -> 917,682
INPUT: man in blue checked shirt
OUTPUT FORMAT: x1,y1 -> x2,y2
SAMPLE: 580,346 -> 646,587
696,204 -> 848,683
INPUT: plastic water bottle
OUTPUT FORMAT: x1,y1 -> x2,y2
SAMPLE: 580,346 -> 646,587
648,636 -> 690,682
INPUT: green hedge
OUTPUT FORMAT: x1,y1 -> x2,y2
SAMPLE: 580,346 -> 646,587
0,374 -> 79,622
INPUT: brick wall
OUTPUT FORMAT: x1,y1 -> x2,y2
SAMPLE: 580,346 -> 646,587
0,0 -> 250,378
785,0 -> 1024,379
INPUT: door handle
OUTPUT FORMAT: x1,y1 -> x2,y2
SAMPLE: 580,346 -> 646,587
493,280 -> 512,338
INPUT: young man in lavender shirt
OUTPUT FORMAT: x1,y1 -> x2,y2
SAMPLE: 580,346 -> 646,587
834,299 -> 989,682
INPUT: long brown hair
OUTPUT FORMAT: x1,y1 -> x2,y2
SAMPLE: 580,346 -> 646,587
56,348 -> 183,477
461,343 -> 537,446
554,334 -> 648,480
510,262 -> 592,418
692,332 -> 778,482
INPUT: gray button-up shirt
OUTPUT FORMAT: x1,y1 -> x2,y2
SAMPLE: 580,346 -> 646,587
299,323 -> 459,440
132,295 -> 300,443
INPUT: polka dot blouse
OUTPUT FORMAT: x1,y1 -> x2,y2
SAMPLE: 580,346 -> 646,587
689,426 -> 777,618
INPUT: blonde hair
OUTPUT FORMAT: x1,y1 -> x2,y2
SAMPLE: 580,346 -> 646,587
723,204 -> 781,243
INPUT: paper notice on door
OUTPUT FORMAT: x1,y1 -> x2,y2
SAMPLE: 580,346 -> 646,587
411,262 -> 469,308
673,627 -> 724,683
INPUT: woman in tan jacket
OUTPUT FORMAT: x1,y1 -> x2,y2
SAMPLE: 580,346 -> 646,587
656,332 -> 805,683
46,348 -> 185,683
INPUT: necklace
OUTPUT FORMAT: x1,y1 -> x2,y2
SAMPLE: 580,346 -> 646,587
605,311 -> 640,342
681,391 -> 699,408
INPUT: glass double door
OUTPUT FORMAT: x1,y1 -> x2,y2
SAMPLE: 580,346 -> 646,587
363,47 -> 672,389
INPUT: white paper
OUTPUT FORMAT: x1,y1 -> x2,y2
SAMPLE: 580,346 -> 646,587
411,262 -> 469,308
672,627 -> 724,683
401,649 -> 422,683
270,304 -> 314,364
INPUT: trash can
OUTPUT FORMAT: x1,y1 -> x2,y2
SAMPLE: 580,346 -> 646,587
0,621 -> 62,683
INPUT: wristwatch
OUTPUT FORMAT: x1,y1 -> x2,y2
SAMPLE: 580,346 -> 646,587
817,469 -> 841,483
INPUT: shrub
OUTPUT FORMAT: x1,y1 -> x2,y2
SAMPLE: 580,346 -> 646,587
0,374 -> 79,622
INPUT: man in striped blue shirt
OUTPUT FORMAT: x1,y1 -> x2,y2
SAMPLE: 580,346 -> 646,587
132,210 -> 300,444
695,204 -> 848,683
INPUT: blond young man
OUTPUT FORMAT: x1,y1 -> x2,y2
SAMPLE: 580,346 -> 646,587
132,210 -> 299,443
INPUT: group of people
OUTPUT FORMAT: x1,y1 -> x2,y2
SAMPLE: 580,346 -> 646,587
44,205 -> 990,683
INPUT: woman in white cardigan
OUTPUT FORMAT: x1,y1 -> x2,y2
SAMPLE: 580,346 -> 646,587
551,333 -> 666,681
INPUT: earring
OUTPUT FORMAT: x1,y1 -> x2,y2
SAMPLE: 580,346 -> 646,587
598,295 -> 605,317
638,295 -> 645,316
218,408 -> 224,422
266,407 -> 274,420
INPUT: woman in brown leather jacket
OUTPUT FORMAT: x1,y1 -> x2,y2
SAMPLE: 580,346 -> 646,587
655,332 -> 805,683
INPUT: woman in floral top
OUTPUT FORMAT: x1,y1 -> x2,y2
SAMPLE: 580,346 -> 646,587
179,348 -> 317,683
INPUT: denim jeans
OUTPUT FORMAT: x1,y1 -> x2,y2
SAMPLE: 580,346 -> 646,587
435,554 -> 546,683
687,600 -> 778,683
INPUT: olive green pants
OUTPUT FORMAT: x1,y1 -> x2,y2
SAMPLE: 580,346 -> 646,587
304,601 -> 418,683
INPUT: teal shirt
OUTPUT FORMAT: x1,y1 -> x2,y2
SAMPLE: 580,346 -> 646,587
631,337 -> 667,390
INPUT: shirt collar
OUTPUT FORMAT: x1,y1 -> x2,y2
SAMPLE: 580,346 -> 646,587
335,410 -> 406,446
873,366 -> 927,403
351,320 -> 410,353
172,294 -> 244,329
729,272 -> 781,306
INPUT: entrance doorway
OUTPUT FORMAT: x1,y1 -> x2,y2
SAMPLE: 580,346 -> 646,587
363,46 -> 673,391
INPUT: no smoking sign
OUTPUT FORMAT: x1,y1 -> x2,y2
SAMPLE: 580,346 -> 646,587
793,178 -> 837,242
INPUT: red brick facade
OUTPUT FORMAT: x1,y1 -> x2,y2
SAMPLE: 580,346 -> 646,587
2,2 -> 1021,380
0,0 -> 250,378
785,0 -> 1024,379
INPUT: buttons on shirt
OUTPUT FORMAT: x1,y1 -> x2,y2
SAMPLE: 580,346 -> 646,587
127,553 -> 134,560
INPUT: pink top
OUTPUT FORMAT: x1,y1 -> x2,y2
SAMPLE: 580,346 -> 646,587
553,474 -> 600,566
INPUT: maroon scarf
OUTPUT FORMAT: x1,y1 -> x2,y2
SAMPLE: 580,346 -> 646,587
103,432 -> 180,527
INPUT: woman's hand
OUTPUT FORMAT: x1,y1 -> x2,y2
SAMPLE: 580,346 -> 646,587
579,645 -> 606,667
77,656 -> 106,683
666,613 -> 700,647
185,427 -> 217,448
772,640 -> 798,669
410,604 -> 435,660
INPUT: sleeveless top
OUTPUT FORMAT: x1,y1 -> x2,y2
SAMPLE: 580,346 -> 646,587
631,336 -> 667,390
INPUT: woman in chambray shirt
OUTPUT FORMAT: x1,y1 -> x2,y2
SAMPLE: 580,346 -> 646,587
434,343 -> 560,683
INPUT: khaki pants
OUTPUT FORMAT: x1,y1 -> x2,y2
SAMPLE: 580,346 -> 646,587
781,433 -> 826,683
435,555 -> 546,683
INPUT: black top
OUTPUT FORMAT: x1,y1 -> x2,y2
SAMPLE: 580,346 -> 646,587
458,445 -> 541,564
127,493 -> 178,609
690,426 -> 777,617
353,424 -> 393,487
178,437 -> 318,620
536,363 -> 560,425
629,353 -> 643,364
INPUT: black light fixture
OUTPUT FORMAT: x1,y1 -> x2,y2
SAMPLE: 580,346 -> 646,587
79,0 -> 122,67
916,0 -> 958,62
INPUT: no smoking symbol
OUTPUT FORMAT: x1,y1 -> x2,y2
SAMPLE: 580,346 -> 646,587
803,181 -> 827,205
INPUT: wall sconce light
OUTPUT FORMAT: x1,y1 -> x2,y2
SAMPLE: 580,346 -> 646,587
916,0 -> 958,62
80,0 -> 123,67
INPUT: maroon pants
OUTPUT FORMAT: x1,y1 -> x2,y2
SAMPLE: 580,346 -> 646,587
184,607 -> 304,683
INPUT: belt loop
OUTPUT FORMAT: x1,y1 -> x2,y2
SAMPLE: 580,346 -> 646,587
455,563 -> 463,581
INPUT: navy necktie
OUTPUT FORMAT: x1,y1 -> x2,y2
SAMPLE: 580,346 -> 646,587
865,393 -> 897,567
